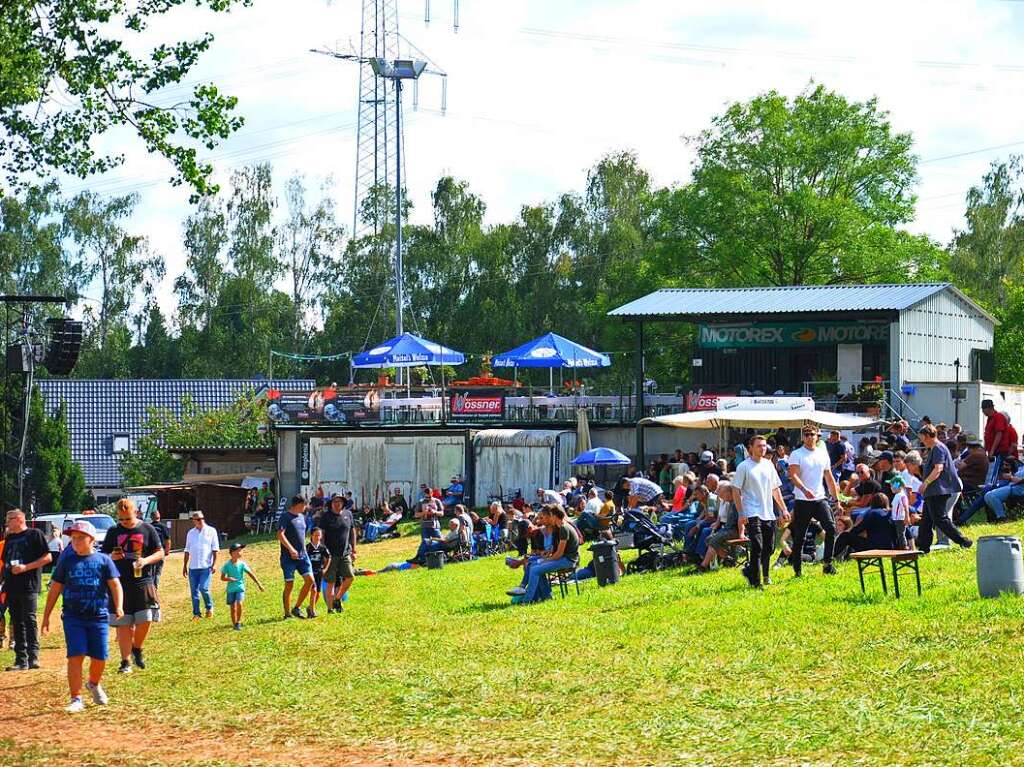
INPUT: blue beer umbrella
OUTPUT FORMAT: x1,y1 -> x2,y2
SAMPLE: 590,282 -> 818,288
571,447 -> 631,466
352,332 -> 465,368
491,332 -> 610,369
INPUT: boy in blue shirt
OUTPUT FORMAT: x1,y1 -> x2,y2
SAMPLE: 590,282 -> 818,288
220,542 -> 264,630
41,520 -> 123,714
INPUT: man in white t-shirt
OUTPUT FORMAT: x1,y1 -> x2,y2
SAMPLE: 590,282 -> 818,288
786,425 -> 840,577
732,435 -> 788,588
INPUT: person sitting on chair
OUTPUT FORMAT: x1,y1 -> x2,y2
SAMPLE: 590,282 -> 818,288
410,519 -> 462,564
442,476 -> 464,510
834,493 -> 896,561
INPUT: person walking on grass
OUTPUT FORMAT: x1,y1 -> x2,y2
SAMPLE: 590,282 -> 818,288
916,424 -> 973,554
318,493 -> 356,613
305,528 -> 330,618
41,520 -> 123,713
101,498 -> 164,674
279,496 -> 315,619
219,542 -> 263,631
787,426 -> 839,577
149,509 -> 171,589
733,435 -> 790,589
2,508 -> 52,670
182,511 -> 220,620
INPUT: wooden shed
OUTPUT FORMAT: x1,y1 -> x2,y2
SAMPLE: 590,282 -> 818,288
127,481 -> 250,549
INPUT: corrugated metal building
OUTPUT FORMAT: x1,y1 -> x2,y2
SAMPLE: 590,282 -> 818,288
472,429 -> 577,503
609,283 -> 996,395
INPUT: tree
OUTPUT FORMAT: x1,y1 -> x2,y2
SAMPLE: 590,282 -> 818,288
64,191 -> 164,352
0,0 -> 248,197
130,300 -> 180,379
0,182 -> 86,296
120,391 -> 272,485
277,174 -> 344,348
667,83 -> 930,286
948,157 -> 1024,307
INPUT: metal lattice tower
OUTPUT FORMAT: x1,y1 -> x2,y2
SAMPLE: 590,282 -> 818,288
353,0 -> 402,237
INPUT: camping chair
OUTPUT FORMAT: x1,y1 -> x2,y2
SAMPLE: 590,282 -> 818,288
546,559 -> 581,598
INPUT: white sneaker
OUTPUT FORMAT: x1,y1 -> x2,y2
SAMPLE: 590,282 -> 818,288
86,681 -> 108,705
506,586 -> 527,597
66,697 -> 86,713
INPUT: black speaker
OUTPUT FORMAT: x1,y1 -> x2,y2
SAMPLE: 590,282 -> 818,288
43,317 -> 83,375
5,343 -> 29,373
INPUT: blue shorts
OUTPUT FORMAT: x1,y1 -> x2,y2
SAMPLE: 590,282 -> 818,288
226,591 -> 245,606
280,555 -> 312,581
63,615 -> 109,660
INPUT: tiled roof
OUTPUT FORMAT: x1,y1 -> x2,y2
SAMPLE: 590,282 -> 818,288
608,283 -> 994,322
37,379 -> 313,488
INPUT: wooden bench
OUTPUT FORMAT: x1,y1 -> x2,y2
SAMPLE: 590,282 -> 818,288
546,565 -> 581,598
850,549 -> 923,598
726,537 -> 750,566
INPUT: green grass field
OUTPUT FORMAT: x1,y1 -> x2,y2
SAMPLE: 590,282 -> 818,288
6,521 -> 1024,766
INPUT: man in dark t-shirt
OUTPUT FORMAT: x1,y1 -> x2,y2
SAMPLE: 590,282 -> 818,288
1,509 -> 51,670
318,494 -> 356,613
101,499 -> 164,673
277,496 -> 315,619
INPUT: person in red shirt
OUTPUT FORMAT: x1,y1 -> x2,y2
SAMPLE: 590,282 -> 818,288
983,399 -> 1011,482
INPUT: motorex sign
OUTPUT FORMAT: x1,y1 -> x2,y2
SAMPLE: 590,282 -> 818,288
698,322 -> 889,349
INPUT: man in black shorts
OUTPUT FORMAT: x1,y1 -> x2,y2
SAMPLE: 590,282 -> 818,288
318,494 -> 356,613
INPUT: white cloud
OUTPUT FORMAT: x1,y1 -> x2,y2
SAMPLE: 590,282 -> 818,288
65,0 -> 1024,318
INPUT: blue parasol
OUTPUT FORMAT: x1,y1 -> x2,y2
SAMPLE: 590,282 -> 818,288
352,333 -> 465,368
491,332 -> 610,369
571,447 -> 631,466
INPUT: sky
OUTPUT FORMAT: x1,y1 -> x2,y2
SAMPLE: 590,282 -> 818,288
62,0 -> 1024,316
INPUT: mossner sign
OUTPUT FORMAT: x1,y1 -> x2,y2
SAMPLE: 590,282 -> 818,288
698,322 -> 889,349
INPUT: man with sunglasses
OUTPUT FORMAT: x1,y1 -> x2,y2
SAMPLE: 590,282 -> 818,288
787,426 -> 839,576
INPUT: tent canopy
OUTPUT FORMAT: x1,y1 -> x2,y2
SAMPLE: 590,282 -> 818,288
491,332 -> 610,369
352,333 -> 465,368
641,410 -> 878,430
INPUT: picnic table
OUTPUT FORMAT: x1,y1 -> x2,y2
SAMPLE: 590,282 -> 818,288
850,549 -> 923,598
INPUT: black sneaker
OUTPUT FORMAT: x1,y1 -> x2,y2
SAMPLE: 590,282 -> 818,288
290,606 -> 306,619
823,563 -> 838,575
963,538 -> 974,549
27,660 -> 40,670
333,599 -> 343,611
117,660 -> 133,674
306,606 -> 317,619
131,646 -> 145,669
4,663 -> 28,672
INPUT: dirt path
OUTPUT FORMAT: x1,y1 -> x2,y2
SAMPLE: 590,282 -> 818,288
0,649 -> 455,767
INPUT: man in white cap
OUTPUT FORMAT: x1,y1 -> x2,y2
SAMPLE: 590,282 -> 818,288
41,520 -> 123,713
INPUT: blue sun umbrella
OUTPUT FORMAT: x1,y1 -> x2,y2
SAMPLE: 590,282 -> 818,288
492,332 -> 610,392
571,447 -> 631,466
352,332 -> 464,368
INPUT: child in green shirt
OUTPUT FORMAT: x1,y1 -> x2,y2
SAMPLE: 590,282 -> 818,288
219,543 -> 264,630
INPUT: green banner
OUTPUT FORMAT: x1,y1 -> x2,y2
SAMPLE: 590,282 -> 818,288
698,321 -> 889,349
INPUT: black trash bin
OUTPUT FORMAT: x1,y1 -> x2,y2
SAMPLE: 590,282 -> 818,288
589,540 -> 619,586
425,551 -> 446,570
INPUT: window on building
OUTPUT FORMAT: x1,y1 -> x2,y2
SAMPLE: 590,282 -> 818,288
112,434 -> 131,454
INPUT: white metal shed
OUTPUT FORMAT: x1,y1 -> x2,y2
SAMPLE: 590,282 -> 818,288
473,429 -> 577,504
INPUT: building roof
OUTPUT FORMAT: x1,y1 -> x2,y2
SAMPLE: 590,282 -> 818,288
608,283 -> 997,323
38,379 -> 314,489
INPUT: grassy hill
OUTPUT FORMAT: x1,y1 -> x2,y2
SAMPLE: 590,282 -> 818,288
5,521 -> 1024,766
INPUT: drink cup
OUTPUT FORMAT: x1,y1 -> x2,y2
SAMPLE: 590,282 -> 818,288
133,558 -> 143,577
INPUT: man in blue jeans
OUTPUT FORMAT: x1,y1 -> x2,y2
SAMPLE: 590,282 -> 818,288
519,507 -> 579,604
182,510 -> 219,620
278,496 -> 315,620
983,462 -> 1024,520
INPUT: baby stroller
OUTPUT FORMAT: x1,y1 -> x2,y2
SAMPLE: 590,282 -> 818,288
623,509 -> 687,574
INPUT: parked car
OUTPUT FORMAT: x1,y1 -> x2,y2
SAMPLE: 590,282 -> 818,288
31,512 -> 117,553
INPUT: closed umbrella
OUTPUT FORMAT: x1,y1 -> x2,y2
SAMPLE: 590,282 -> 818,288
576,408 -> 593,477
